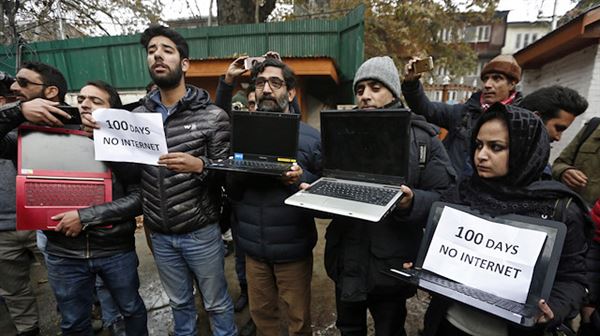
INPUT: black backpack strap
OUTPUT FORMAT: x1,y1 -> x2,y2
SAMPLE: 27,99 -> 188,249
413,126 -> 432,182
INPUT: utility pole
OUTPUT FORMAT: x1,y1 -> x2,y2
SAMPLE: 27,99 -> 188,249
208,0 -> 213,26
551,0 -> 558,30
255,0 -> 260,23
56,0 -> 66,40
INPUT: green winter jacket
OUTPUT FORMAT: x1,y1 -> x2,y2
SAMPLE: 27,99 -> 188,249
552,123 -> 600,205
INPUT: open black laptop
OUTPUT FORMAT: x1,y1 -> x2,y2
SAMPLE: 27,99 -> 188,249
383,202 -> 566,327
285,109 -> 410,222
206,111 -> 300,176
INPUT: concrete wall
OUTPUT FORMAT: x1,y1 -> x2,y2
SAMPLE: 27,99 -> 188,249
520,43 -> 600,161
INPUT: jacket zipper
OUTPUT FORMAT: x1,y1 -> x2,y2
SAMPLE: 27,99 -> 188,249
86,233 -> 90,258
260,205 -> 265,258
159,119 -> 168,229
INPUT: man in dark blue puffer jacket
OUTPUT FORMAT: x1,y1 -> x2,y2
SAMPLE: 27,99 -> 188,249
227,58 -> 321,335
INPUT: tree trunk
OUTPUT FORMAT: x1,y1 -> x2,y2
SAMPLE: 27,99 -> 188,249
217,0 -> 278,25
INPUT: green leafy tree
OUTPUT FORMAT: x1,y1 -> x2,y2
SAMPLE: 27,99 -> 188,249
283,0 -> 498,77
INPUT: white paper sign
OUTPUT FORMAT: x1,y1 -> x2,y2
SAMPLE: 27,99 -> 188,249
422,206 -> 547,303
92,108 -> 167,165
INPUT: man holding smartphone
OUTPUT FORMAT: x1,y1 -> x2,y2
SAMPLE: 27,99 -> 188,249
402,55 -> 523,178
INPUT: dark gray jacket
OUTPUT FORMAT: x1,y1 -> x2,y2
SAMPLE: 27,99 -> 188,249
133,85 -> 230,234
0,158 -> 16,231
324,111 -> 456,302
0,106 -> 24,232
401,79 -> 522,176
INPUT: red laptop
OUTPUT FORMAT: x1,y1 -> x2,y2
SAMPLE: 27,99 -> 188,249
16,125 -> 112,230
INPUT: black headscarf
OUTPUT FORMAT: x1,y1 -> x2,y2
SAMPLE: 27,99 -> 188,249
447,103 -> 582,217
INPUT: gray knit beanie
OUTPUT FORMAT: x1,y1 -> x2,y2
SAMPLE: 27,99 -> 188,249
353,56 -> 401,98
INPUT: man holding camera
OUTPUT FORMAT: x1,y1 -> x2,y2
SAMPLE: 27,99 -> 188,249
0,61 -> 74,336
402,55 -> 523,177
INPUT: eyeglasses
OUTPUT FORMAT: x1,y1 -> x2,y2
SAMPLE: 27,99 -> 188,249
255,77 -> 285,91
16,77 -> 45,88
77,95 -> 106,105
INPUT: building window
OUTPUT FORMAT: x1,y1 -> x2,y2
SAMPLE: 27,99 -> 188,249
435,91 -> 441,101
523,33 -> 530,47
532,33 -> 538,42
515,33 -> 521,49
437,66 -> 449,76
464,25 -> 490,43
477,25 -> 491,42
468,64 -> 477,77
450,91 -> 457,101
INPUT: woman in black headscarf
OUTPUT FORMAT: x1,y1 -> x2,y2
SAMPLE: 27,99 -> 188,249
422,103 -> 590,336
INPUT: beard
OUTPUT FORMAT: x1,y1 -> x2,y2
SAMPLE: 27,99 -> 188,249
257,93 -> 288,112
149,64 -> 183,90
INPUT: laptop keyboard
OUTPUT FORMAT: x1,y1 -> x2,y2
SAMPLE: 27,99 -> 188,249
417,270 -> 533,316
307,180 -> 397,206
227,159 -> 291,171
26,182 -> 106,206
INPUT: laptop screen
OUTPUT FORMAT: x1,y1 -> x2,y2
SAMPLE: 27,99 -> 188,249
320,109 -> 410,183
20,128 -> 109,173
232,111 -> 299,160
417,203 -> 565,306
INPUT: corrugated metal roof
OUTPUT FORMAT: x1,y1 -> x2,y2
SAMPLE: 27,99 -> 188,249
0,5 -> 364,91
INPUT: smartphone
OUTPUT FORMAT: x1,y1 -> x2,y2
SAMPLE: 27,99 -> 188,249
57,106 -> 82,125
413,57 -> 434,74
244,56 -> 266,70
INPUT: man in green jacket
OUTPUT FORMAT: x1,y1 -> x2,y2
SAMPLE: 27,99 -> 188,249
552,120 -> 600,205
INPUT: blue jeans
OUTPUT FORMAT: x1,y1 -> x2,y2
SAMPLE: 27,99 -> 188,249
95,276 -> 122,326
46,251 -> 147,336
150,223 -> 236,336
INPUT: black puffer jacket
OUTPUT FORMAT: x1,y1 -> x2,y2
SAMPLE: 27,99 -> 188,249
401,79 -> 522,176
228,119 -> 322,263
324,111 -> 456,302
133,85 -> 230,234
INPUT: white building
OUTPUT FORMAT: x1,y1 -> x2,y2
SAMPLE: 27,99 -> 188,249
514,5 -> 600,161
501,21 -> 551,55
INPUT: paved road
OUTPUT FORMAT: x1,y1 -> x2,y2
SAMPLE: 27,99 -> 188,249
1,219 -> 428,335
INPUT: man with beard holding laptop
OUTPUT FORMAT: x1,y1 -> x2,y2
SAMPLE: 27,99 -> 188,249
324,56 -> 455,335
226,58 -> 321,335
